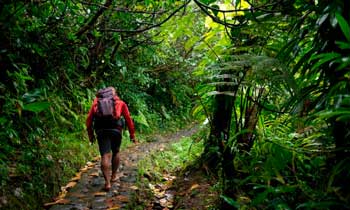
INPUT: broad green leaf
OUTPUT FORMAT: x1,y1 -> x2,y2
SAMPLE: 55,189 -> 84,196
310,52 -> 340,71
336,114 -> 350,121
191,105 -> 204,118
335,13 -> 350,41
23,101 -> 50,113
336,57 -> 350,71
210,4 -> 220,17
317,110 -> 350,120
134,111 -> 150,127
335,41 -> 350,50
92,29 -> 102,38
220,195 -> 240,208
161,105 -> 170,119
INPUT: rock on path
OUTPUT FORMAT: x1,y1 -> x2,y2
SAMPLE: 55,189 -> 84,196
47,125 -> 198,210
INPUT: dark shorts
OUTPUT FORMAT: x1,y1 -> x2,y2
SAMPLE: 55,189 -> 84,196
96,129 -> 122,156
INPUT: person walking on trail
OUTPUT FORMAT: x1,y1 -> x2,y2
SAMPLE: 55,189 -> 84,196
86,87 -> 137,191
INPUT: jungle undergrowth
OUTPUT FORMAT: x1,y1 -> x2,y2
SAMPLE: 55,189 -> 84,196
129,130 -> 218,209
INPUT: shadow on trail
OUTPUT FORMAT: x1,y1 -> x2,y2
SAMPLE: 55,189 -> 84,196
46,125 -> 199,210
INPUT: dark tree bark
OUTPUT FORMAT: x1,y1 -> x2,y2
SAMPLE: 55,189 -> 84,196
317,1 -> 350,161
204,79 -> 236,209
209,86 -> 234,173
316,0 -> 350,197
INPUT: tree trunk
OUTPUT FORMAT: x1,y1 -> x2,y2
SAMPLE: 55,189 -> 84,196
204,82 -> 236,209
318,0 -> 350,197
237,102 -> 259,151
205,87 -> 234,170
318,1 -> 350,161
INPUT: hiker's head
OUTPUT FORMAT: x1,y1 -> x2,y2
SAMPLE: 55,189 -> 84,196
109,87 -> 117,96
96,87 -> 117,97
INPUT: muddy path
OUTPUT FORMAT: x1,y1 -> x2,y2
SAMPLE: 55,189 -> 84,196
46,125 -> 199,210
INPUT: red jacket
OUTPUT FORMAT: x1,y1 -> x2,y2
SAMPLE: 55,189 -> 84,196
86,95 -> 135,140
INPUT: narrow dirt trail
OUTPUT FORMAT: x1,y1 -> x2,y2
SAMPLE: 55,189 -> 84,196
47,125 -> 199,210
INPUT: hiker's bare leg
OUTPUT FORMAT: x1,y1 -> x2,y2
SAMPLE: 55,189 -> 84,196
111,152 -> 120,181
101,152 -> 112,190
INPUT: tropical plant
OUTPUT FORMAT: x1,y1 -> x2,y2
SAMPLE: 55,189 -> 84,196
189,0 -> 350,208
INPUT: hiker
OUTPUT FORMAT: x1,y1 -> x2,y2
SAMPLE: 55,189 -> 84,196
86,87 -> 137,191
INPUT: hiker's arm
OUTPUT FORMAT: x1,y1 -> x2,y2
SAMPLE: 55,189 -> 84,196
121,102 -> 136,143
86,99 -> 97,143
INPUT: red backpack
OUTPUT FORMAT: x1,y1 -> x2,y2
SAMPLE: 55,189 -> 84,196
95,87 -> 116,118
93,87 -> 123,130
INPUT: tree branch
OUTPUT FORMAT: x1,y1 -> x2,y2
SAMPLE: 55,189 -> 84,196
194,0 -> 246,28
103,0 -> 191,34
193,0 -> 287,28
75,0 -> 113,38
77,0 -> 169,15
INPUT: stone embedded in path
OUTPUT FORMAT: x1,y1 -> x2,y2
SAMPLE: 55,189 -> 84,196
49,204 -> 82,210
120,176 -> 136,183
91,198 -> 109,209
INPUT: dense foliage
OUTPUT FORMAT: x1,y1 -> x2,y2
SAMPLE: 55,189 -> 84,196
190,0 -> 350,209
0,1 -> 195,209
1,0 -> 349,209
